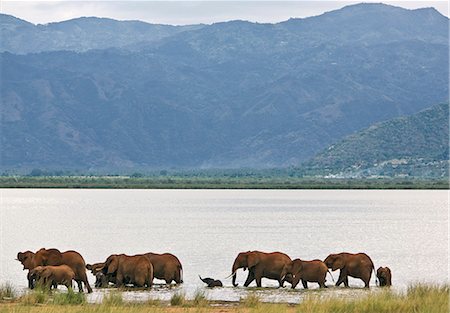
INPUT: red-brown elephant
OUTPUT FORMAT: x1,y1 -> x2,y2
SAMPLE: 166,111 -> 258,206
286,259 -> 329,289
377,266 -> 392,287
17,248 -> 92,293
102,254 -> 153,288
230,251 -> 292,288
324,252 -> 376,288
143,253 -> 183,285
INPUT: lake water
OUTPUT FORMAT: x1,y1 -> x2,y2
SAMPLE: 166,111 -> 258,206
0,189 -> 448,303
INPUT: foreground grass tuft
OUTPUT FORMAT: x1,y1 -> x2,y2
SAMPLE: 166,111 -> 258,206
53,289 -> 86,305
19,287 -> 49,305
102,291 -> 124,306
294,284 -> 449,313
0,282 -> 17,300
240,292 -> 261,308
192,289 -> 208,307
170,291 -> 186,306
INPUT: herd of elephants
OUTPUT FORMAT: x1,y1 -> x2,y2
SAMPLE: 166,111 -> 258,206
16,248 -> 392,294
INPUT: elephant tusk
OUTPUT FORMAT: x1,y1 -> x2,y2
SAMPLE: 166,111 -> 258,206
224,269 -> 238,280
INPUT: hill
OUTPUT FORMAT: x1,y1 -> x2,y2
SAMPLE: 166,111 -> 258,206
306,103 -> 449,177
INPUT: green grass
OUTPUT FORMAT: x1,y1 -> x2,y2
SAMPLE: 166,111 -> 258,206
102,292 -> 124,306
240,292 -> 261,308
192,289 -> 208,307
19,287 -> 49,305
169,292 -> 186,306
52,289 -> 86,305
0,283 -> 17,301
293,284 -> 449,313
1,284 -> 447,313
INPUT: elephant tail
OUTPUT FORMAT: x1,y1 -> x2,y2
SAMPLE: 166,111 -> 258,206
327,269 -> 335,283
178,265 -> 183,284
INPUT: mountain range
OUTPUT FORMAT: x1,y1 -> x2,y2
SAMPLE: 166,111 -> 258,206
1,3 -> 449,175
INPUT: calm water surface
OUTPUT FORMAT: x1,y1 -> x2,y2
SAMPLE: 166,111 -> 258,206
0,189 -> 448,303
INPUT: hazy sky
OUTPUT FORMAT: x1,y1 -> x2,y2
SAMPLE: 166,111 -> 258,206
1,1 -> 448,25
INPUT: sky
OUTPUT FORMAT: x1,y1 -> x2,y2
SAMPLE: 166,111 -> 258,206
0,1 -> 448,25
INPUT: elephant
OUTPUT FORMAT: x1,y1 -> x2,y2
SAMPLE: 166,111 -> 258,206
324,252 -> 376,288
377,267 -> 392,287
87,262 -> 116,287
143,253 -> 183,284
17,248 -> 92,293
17,251 -> 36,289
29,265 -> 75,290
94,272 -> 109,288
102,254 -> 153,288
86,263 -> 105,275
199,275 -> 223,287
286,259 -> 330,289
230,251 -> 293,288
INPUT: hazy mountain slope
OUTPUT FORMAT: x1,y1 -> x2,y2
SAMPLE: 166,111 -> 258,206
307,103 -> 449,174
1,4 -> 448,171
0,14 -> 203,54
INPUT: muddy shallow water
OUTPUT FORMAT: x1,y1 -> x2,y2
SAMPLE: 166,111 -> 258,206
1,189 -> 448,303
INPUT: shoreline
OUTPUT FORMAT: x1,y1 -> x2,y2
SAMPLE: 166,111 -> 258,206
0,176 -> 448,189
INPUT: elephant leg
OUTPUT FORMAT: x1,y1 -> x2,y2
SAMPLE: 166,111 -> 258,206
336,270 -> 347,287
243,271 -> 255,287
363,273 -> 371,288
116,273 -> 123,288
255,276 -> 262,288
278,278 -> 284,288
76,279 -> 84,292
343,276 -> 349,287
81,272 -> 93,293
302,280 -> 308,289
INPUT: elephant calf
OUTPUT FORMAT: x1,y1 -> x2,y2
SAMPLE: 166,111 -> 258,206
29,265 -> 75,290
377,267 -> 392,287
287,259 -> 329,289
199,275 -> 223,287
87,262 -> 113,288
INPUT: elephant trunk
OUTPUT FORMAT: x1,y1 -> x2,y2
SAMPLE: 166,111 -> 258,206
231,262 -> 240,287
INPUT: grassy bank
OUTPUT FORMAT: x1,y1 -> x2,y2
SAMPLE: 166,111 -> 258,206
0,176 -> 448,189
0,285 -> 448,313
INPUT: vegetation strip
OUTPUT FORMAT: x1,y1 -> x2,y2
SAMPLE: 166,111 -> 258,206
0,176 -> 448,189
0,284 -> 448,313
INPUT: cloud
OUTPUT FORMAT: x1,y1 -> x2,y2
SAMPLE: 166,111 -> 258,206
1,1 -> 448,25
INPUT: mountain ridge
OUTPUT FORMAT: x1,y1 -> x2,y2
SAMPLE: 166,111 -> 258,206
1,3 -> 448,172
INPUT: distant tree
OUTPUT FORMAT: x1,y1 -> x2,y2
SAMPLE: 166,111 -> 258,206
131,172 -> 144,178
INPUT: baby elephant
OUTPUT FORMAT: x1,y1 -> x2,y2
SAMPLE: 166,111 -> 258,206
30,265 -> 75,290
376,267 -> 392,287
87,263 -> 111,288
199,275 -> 223,287
286,259 -> 329,289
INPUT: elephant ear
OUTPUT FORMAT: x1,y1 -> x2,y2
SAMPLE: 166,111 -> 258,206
334,256 -> 345,270
247,252 -> 260,269
292,260 -> 302,275
41,267 -> 52,279
107,257 -> 119,274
